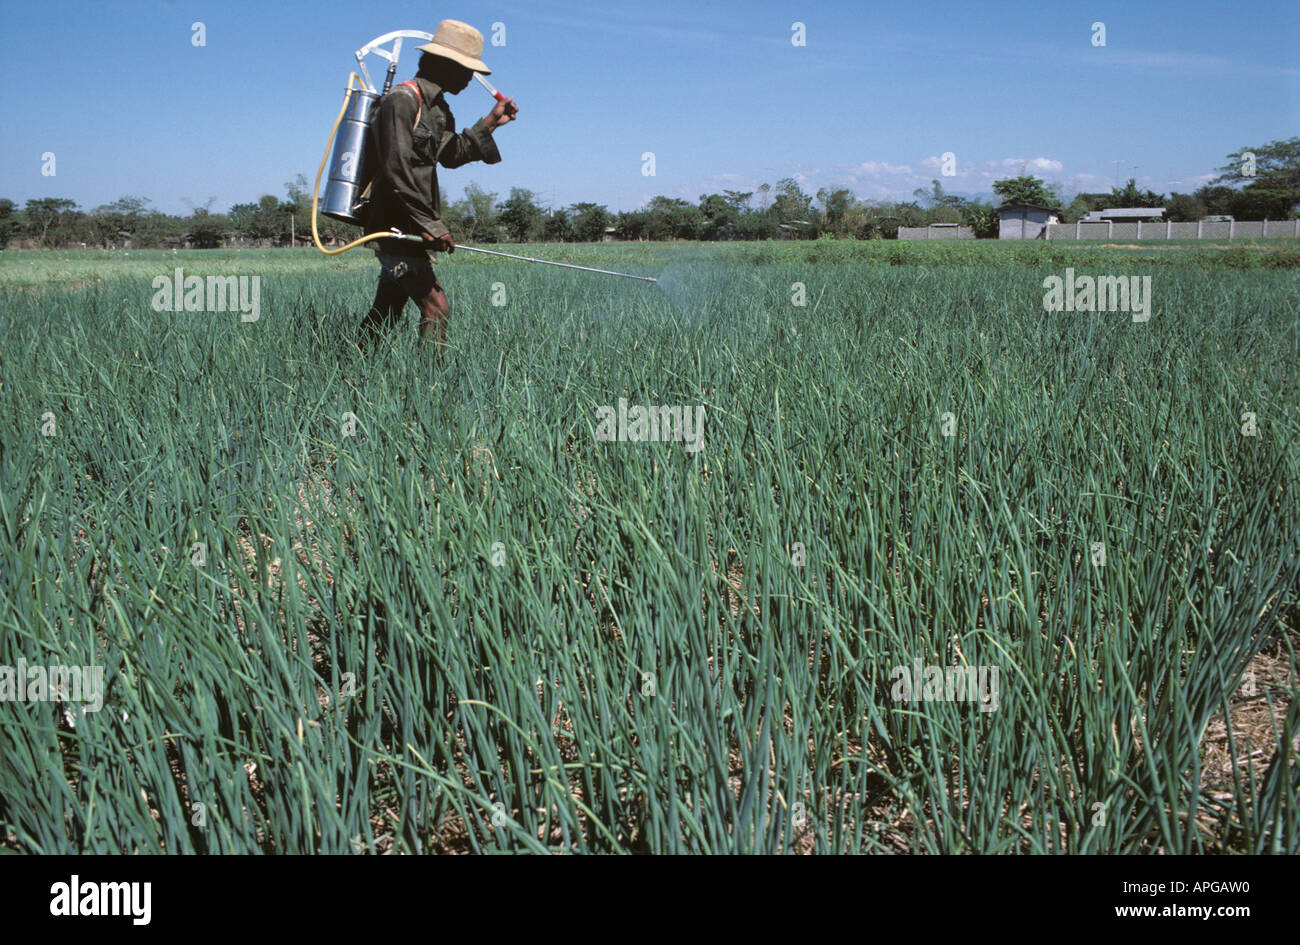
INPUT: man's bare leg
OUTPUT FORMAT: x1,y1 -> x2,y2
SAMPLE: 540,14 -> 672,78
416,284 -> 452,355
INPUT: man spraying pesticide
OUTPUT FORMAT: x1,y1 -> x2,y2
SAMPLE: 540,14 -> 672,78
312,22 -> 656,352
358,20 -> 517,352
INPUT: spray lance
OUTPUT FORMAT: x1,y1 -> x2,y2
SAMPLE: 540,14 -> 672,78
474,72 -> 506,104
311,30 -> 655,283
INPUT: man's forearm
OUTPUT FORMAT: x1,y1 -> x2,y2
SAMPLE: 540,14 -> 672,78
440,119 -> 501,170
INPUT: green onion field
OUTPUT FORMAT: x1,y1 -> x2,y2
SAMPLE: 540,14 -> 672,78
1,239 -> 1297,853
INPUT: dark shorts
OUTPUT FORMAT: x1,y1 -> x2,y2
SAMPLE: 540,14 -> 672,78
375,251 -> 443,299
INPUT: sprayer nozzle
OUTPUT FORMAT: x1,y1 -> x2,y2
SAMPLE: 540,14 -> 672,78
475,72 -> 504,102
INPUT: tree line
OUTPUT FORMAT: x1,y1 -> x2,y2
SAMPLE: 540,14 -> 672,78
3,138 -> 1294,249
994,137 -> 1300,223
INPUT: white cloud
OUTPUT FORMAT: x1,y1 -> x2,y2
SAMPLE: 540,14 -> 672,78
911,156 -> 1063,183
851,161 -> 913,176
994,157 -> 1063,173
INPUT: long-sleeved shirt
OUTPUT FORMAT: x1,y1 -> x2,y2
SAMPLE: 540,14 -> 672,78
362,75 -> 500,256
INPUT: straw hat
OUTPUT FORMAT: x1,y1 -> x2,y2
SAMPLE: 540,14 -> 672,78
418,20 -> 491,74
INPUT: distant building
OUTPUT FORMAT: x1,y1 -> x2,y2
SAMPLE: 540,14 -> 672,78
898,223 -> 975,240
1081,207 -> 1166,221
998,203 -> 1061,239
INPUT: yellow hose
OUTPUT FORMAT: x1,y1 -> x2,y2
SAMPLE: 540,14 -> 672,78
311,73 -> 405,255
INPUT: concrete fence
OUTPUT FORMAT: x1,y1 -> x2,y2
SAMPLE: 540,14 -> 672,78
898,224 -> 975,240
1045,219 -> 1300,241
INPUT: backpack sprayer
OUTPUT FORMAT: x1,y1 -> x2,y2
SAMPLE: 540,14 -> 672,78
311,30 -> 656,283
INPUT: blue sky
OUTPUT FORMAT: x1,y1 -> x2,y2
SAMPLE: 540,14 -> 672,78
2,0 -> 1296,216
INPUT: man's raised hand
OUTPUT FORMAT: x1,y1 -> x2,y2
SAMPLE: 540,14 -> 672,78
487,97 -> 519,130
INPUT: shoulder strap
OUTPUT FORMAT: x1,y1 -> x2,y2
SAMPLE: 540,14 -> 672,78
397,80 -> 422,129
